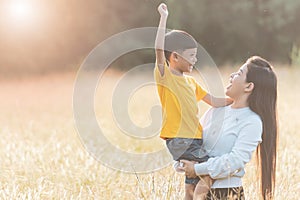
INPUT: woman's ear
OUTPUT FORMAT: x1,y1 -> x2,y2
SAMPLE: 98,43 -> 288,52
245,82 -> 254,93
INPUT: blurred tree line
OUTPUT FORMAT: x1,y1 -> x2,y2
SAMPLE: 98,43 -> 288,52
1,0 -> 300,75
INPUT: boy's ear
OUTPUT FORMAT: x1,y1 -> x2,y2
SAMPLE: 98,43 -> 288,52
171,52 -> 179,62
245,82 -> 254,93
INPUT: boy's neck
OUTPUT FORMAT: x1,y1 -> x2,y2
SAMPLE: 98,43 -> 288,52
169,64 -> 184,76
170,68 -> 183,76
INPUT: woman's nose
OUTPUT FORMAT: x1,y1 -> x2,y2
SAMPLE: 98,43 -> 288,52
229,73 -> 236,83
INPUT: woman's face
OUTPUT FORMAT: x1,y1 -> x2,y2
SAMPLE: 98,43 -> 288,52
225,64 -> 249,99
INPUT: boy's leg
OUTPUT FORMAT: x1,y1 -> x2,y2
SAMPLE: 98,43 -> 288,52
166,138 -> 207,162
193,175 -> 213,200
166,138 -> 210,199
166,138 -> 194,161
185,183 -> 195,200
184,164 -> 200,200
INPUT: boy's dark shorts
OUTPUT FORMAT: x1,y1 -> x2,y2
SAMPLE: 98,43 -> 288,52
166,138 -> 209,185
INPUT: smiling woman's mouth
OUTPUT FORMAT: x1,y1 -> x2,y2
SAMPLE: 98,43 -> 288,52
226,84 -> 232,90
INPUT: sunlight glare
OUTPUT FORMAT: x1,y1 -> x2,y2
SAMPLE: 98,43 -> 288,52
8,1 -> 35,24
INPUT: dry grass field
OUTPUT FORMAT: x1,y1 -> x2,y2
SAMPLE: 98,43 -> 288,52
0,65 -> 299,199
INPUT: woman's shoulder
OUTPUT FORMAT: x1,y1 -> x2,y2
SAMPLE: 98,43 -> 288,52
238,108 -> 263,130
203,106 -> 229,118
211,106 -> 262,125
244,108 -> 262,122
200,106 -> 227,124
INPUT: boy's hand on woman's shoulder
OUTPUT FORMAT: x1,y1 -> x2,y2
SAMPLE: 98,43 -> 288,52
158,3 -> 168,18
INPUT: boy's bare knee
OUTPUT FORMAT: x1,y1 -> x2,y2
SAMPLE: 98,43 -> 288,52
195,183 -> 210,194
200,175 -> 212,187
193,176 -> 212,199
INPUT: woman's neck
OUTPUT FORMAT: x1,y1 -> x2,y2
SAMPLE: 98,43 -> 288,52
231,95 -> 249,109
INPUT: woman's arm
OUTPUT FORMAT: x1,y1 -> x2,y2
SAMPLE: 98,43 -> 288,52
181,117 -> 262,179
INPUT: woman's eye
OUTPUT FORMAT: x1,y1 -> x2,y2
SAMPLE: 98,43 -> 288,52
235,71 -> 241,76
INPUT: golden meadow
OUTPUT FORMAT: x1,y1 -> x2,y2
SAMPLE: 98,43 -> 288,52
0,65 -> 299,199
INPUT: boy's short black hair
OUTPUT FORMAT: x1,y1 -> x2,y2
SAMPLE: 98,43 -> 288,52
164,30 -> 198,62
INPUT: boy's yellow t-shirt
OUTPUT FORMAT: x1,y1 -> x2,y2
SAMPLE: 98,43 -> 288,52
154,62 -> 207,139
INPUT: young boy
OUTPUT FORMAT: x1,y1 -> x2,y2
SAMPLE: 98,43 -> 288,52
154,3 -> 232,199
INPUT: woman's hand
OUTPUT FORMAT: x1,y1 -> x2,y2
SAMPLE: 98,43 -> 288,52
179,160 -> 198,178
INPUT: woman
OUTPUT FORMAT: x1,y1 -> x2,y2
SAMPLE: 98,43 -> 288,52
180,56 -> 278,200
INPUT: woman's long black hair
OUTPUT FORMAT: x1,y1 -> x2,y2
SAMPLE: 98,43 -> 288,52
246,56 -> 278,199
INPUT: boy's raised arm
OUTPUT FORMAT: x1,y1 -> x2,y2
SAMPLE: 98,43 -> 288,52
155,3 -> 168,76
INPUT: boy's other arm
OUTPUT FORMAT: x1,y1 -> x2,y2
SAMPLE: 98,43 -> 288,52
202,93 -> 233,107
155,3 -> 168,76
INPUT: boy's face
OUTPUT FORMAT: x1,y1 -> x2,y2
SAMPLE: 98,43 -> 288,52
175,48 -> 198,73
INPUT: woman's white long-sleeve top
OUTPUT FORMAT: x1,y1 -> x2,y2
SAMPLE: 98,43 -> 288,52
195,106 -> 262,188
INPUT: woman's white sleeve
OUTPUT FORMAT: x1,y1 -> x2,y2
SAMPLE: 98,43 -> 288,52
194,117 -> 262,179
